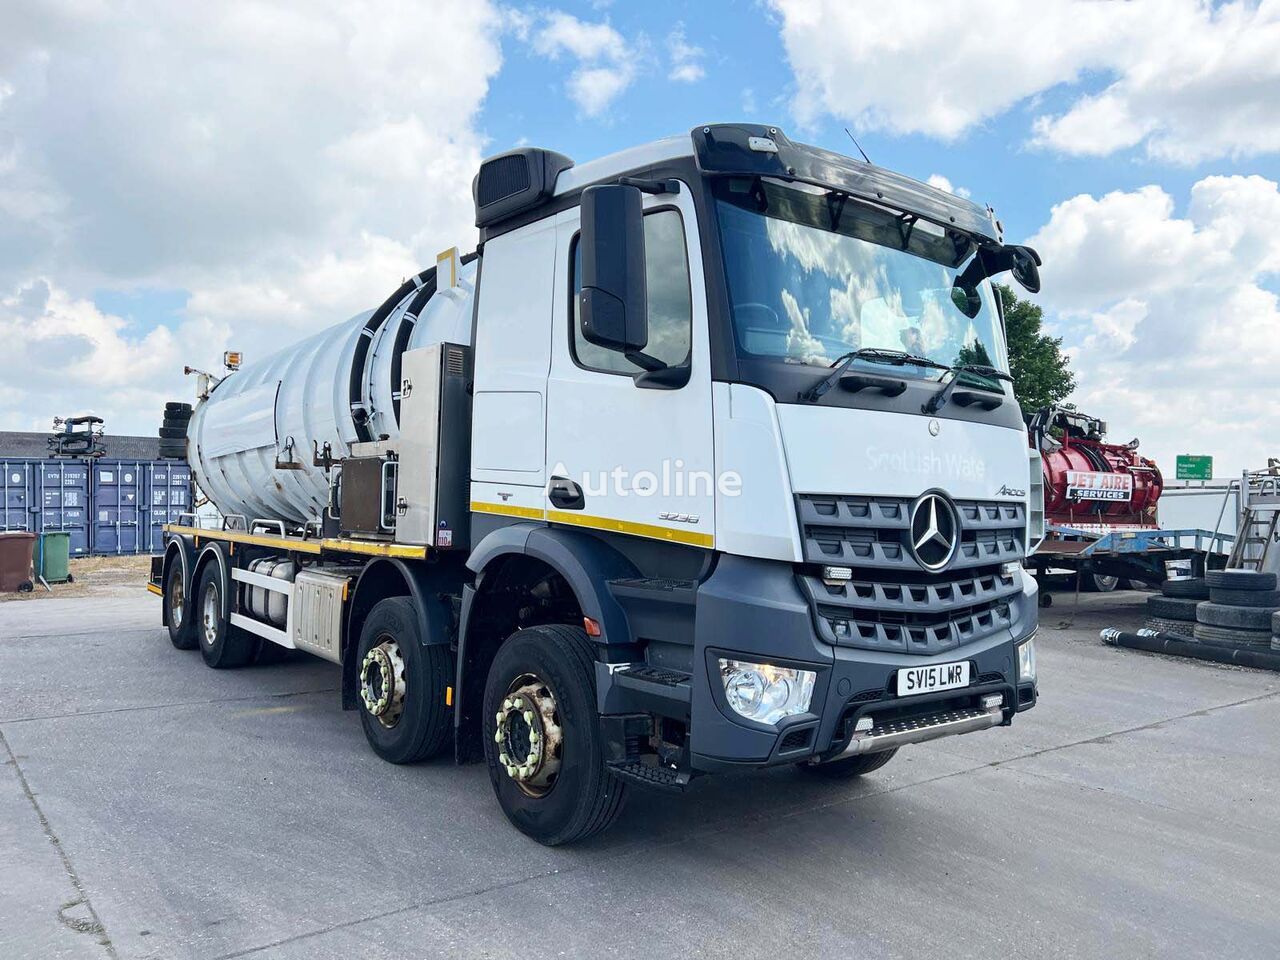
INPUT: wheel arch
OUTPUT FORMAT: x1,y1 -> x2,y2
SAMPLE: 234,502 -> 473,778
341,556 -> 466,711
160,536 -> 197,627
191,541 -> 232,620
453,523 -> 640,762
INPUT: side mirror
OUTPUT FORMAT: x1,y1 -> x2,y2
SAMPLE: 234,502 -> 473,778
1008,245 -> 1042,294
579,184 -> 648,353
978,243 -> 1042,294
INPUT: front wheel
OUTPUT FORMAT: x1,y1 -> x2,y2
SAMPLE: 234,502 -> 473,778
798,748 -> 898,780
482,624 -> 627,846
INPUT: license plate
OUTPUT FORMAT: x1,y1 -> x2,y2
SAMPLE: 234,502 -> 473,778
897,660 -> 970,697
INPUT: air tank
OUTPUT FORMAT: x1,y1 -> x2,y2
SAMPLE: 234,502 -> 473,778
187,256 -> 478,525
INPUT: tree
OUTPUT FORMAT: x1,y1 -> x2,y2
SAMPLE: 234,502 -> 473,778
995,283 -> 1075,413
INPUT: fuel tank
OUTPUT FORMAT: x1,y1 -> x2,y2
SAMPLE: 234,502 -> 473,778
186,256 -> 478,525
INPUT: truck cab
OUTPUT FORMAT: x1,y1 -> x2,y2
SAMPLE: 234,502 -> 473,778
156,123 -> 1041,845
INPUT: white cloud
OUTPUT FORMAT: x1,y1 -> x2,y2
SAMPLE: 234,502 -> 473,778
0,0 -> 506,434
0,279 -> 219,432
667,24 -> 705,83
770,0 -> 1280,163
531,11 -> 636,116
926,174 -> 971,200
1028,174 -> 1280,474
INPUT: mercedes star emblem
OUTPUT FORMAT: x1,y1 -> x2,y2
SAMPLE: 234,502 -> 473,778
928,419 -> 941,436
909,492 -> 959,571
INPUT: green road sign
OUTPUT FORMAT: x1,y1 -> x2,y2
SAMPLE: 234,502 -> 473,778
1175,455 -> 1213,481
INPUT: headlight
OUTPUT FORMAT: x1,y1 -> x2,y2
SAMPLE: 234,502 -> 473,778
718,658 -> 816,725
1017,635 -> 1037,682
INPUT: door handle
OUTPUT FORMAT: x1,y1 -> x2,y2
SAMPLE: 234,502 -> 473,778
548,476 -> 585,510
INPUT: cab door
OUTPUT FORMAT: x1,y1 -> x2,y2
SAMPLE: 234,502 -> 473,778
544,184 -> 715,550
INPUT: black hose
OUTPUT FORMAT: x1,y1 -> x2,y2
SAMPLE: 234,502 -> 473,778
1101,629 -> 1280,671
388,250 -> 480,427
348,269 -> 433,442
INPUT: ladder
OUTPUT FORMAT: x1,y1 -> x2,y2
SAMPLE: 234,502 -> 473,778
1226,474 -> 1280,572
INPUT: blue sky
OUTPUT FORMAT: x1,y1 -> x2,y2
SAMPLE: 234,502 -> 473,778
3,0 -> 1279,473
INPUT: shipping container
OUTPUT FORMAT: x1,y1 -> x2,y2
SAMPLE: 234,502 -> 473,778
1,459 -> 36,532
145,461 -> 193,551
34,460 -> 91,556
90,460 -> 147,555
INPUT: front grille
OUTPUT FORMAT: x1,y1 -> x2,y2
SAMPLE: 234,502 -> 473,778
796,493 -> 1026,655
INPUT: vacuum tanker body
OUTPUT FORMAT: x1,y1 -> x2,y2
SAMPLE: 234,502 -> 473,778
187,257 -> 477,525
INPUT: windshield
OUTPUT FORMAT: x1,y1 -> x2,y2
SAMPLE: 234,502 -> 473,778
714,177 -> 1008,381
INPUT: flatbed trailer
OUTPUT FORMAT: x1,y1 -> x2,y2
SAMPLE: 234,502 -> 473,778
1030,523 -> 1232,599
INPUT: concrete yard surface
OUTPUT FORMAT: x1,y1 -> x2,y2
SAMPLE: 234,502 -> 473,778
1,586 -> 1277,959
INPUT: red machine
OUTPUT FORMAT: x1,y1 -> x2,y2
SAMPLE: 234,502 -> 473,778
1029,406 -> 1163,531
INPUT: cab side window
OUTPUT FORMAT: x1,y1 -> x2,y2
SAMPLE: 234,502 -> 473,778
571,208 -> 693,376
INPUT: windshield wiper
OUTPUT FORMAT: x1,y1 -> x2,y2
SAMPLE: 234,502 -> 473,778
803,348 -> 948,402
921,364 -> 1014,415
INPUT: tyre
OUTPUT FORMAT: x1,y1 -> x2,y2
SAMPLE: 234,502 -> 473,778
1196,601 -> 1278,631
356,597 -> 453,764
196,563 -> 254,668
158,440 -> 186,459
165,401 -> 193,415
1143,616 -> 1195,637
1193,622 -> 1273,648
798,748 -> 898,779
1146,595 -> 1199,621
1209,587 -> 1280,607
1083,574 -> 1122,592
1206,569 -> 1277,591
482,624 -> 627,846
161,417 -> 189,430
252,638 -> 293,665
164,562 -> 197,650
158,426 -> 187,439
1274,610 -> 1280,635
1162,578 -> 1209,600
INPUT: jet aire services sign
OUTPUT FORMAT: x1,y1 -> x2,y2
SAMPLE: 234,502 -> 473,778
1065,470 -> 1133,502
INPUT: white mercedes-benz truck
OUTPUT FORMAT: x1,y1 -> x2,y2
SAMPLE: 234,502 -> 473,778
150,123 -> 1043,845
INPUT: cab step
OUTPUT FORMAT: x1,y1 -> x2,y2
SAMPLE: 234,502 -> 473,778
607,758 -> 692,793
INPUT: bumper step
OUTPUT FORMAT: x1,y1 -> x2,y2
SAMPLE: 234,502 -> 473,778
607,759 -> 691,793
834,704 -> 1003,759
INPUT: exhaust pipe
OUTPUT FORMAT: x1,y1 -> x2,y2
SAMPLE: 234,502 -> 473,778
1101,628 -> 1280,671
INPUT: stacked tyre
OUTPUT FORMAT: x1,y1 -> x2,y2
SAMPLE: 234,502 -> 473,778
1193,570 -> 1279,650
1144,577 -> 1206,636
159,402 -> 191,459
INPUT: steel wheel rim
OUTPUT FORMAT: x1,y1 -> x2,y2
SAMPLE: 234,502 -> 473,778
495,673 -> 564,798
169,575 -> 184,628
202,581 -> 219,647
360,634 -> 407,729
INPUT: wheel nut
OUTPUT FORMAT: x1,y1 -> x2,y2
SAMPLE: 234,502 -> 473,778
524,710 -> 534,723
495,712 -> 504,724
529,731 -> 539,743
494,730 -> 502,743
503,698 -> 512,709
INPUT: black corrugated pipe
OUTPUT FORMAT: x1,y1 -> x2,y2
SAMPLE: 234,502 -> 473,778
348,269 -> 433,442
1101,628 -> 1280,671
388,251 -> 480,427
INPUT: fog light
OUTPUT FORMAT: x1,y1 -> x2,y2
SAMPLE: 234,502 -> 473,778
1001,561 -> 1020,579
854,715 -> 874,733
822,565 -> 853,583
718,659 -> 816,725
981,693 -> 1004,710
1017,635 -> 1037,681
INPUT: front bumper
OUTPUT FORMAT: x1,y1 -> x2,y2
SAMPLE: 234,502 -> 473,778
689,556 -> 1037,771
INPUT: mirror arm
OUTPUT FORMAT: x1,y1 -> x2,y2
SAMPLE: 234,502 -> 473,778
624,350 -> 667,372
618,177 -> 681,195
